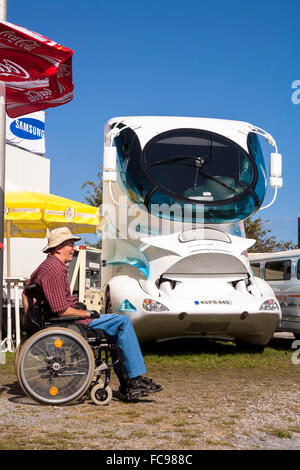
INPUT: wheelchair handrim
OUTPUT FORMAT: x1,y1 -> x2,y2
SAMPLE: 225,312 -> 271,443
18,327 -> 95,405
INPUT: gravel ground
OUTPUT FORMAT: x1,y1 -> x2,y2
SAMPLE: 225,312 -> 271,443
0,334 -> 300,451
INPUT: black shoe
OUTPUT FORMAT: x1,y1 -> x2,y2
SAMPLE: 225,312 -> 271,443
119,376 -> 162,400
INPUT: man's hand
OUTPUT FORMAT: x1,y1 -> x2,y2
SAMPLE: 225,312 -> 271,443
89,310 -> 100,319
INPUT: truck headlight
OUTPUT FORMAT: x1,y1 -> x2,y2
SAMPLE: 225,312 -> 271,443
259,299 -> 280,311
142,299 -> 169,312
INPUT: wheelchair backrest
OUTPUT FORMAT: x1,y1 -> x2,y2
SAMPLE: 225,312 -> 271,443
26,282 -> 52,310
24,283 -> 55,331
23,283 -> 100,343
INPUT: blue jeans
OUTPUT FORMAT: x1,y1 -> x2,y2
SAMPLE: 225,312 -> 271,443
87,314 -> 146,379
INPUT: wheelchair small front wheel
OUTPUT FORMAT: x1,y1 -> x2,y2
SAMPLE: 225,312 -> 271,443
18,327 -> 95,405
90,379 -> 112,406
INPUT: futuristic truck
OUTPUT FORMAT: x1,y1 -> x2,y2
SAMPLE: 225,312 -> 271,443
101,116 -> 282,347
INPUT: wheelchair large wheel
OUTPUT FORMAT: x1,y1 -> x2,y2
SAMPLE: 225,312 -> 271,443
14,340 -> 24,372
15,338 -> 31,395
17,327 -> 95,405
14,336 -> 30,373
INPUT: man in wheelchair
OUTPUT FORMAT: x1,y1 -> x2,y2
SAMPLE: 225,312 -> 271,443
22,227 -> 162,402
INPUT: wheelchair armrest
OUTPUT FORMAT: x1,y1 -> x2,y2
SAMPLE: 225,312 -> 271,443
25,283 -> 37,292
47,315 -> 83,322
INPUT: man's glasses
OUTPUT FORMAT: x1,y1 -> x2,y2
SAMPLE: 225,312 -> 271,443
60,241 -> 76,248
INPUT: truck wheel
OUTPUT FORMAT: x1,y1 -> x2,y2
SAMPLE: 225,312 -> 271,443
105,293 -> 113,314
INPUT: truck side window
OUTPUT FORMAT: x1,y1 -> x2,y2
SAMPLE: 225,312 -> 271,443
265,260 -> 291,281
297,259 -> 300,279
251,263 -> 261,277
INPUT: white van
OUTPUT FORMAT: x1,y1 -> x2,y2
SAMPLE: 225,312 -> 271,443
249,250 -> 300,338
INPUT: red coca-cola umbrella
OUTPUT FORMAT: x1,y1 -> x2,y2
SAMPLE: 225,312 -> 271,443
0,6 -> 75,353
0,20 -> 74,117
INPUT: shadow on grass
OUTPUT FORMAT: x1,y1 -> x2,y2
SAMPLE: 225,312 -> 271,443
142,338 -> 237,357
0,380 -> 36,406
0,381 -> 24,397
141,335 -> 295,357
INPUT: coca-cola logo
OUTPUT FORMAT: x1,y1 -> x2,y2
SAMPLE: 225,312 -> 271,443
24,88 -> 52,103
0,59 -> 29,79
0,30 -> 38,51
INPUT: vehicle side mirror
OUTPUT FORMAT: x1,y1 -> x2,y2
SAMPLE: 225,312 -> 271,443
103,146 -> 117,182
269,152 -> 282,188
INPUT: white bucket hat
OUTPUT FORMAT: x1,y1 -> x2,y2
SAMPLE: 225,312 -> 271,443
42,227 -> 81,253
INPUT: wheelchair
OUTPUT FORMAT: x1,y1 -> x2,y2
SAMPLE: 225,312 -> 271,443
16,284 -> 121,406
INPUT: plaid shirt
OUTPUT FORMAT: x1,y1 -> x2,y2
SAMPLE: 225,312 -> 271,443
28,254 -> 79,313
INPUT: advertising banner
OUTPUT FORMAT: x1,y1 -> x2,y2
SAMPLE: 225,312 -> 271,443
0,20 -> 73,118
6,111 -> 45,155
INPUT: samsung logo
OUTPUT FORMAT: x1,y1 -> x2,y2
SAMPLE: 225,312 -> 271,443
194,300 -> 232,305
10,117 -> 45,140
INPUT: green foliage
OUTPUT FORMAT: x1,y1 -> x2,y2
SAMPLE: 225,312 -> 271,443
81,166 -> 103,208
81,167 -> 103,248
245,216 -> 297,253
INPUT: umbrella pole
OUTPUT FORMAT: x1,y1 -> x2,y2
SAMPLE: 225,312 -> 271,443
0,0 -> 7,365
6,220 -> 10,278
6,221 -> 13,352
6,222 -> 21,349
0,0 -> 7,364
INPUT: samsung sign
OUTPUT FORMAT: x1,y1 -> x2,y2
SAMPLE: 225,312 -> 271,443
6,111 -> 45,155
11,117 -> 45,140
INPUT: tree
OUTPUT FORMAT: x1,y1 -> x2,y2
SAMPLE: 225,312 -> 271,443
81,166 -> 103,208
244,216 -> 297,253
81,167 -> 103,249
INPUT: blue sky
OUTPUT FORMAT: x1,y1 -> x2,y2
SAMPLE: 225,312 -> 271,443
8,0 -> 300,245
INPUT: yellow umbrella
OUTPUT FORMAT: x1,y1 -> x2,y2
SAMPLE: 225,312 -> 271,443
5,190 -> 99,235
3,190 -> 100,352
4,190 -> 100,276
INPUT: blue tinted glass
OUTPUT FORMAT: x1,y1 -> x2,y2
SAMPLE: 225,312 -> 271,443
106,238 -> 150,278
247,133 -> 267,206
114,128 -> 267,224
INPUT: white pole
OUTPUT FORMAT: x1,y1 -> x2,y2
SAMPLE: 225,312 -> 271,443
6,219 -> 10,277
6,279 -> 12,351
14,281 -> 20,348
6,221 -> 13,351
0,0 -> 7,366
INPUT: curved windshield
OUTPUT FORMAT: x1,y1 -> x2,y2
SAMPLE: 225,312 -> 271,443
143,129 -> 256,203
114,127 -> 267,224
